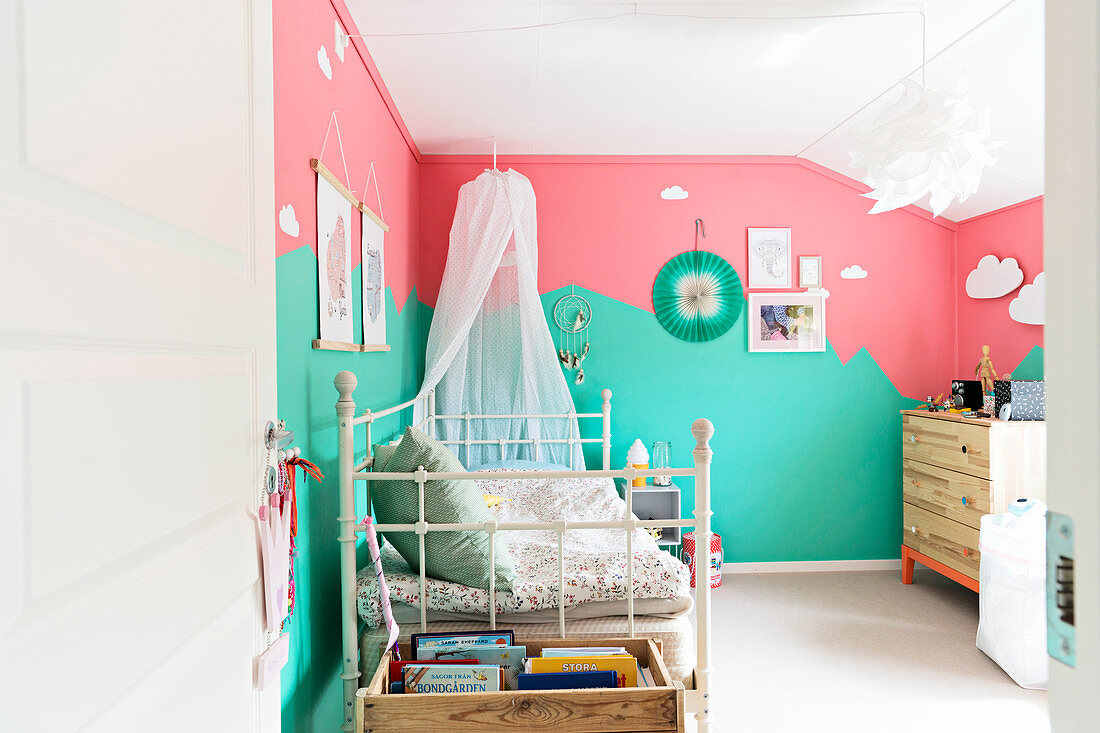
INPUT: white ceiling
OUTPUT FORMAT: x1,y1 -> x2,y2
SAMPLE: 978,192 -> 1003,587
348,0 -> 1044,221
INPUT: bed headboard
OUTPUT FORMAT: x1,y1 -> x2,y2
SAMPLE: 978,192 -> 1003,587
354,388 -> 613,472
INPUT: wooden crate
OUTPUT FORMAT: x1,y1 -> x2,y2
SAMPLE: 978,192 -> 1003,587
357,637 -> 685,733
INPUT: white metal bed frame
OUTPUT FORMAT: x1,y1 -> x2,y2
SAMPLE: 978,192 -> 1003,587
334,370 -> 714,732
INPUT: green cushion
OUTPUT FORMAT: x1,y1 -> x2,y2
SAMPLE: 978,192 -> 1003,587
371,427 -> 516,591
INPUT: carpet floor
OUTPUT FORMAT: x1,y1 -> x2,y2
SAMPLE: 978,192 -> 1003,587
688,569 -> 1048,732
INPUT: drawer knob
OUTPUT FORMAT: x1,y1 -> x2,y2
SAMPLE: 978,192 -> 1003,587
960,496 -> 968,506
909,434 -> 918,443
910,525 -> 918,534
963,548 -> 970,557
961,445 -> 968,454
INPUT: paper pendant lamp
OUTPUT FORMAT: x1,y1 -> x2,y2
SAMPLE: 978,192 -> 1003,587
653,251 -> 744,342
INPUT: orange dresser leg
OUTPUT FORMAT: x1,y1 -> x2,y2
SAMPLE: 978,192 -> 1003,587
901,545 -> 915,585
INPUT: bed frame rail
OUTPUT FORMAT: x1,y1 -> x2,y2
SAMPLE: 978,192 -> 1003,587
333,371 -> 713,732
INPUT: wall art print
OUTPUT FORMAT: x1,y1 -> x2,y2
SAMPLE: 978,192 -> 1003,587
361,211 -> 387,345
317,175 -> 353,342
748,228 -> 792,288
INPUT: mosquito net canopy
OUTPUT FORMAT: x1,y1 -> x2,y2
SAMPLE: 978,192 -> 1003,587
416,169 -> 584,469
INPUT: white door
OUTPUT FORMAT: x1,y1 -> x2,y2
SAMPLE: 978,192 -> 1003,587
1046,4 -> 1099,731
0,0 -> 278,731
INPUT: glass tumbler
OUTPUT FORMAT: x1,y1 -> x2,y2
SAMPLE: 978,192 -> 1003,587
652,441 -> 672,486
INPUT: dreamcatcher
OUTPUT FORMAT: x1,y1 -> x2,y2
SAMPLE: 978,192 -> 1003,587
553,285 -> 591,384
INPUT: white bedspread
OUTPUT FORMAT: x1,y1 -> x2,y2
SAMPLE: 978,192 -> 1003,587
357,471 -> 690,627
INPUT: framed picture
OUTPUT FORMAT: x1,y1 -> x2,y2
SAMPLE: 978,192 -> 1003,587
747,228 -> 792,288
799,256 -> 822,288
749,292 -> 826,353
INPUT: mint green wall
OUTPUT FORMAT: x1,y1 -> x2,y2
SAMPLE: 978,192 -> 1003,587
1011,345 -> 1045,380
538,286 -> 919,561
277,245 -> 422,732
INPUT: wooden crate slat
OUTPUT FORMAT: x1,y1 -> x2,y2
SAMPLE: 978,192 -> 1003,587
361,688 -> 678,732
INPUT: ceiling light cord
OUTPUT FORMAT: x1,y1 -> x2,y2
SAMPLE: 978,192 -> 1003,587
798,0 -> 1021,157
347,7 -> 923,39
921,4 -> 927,88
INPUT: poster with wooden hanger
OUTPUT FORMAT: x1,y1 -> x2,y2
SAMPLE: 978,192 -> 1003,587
360,161 -> 389,347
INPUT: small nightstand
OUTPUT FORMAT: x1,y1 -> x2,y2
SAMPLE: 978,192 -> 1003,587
616,479 -> 682,552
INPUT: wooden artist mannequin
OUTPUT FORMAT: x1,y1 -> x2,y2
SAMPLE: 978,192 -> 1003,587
975,344 -> 998,392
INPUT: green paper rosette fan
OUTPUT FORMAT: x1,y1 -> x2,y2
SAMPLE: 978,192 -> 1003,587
652,251 -> 744,342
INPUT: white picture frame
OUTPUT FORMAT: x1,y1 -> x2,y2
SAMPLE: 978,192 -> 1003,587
317,175 -> 353,342
748,292 -> 826,353
799,256 -> 822,288
747,228 -> 792,288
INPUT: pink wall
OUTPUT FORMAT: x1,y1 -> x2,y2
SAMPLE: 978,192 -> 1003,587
419,157 -> 959,399
274,0 -> 419,310
955,197 -> 1044,376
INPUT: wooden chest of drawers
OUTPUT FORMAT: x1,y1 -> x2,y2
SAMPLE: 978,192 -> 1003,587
899,410 -> 1046,591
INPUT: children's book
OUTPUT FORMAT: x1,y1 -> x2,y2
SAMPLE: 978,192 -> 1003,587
410,630 -> 515,659
516,670 -> 617,690
526,655 -> 638,687
541,647 -> 628,657
389,658 -> 470,691
421,645 -> 526,691
402,664 -> 501,693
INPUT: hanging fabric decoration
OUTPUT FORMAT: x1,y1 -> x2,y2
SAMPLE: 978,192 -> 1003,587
653,219 -> 744,343
554,286 -> 591,385
361,516 -> 401,659
413,169 -> 584,468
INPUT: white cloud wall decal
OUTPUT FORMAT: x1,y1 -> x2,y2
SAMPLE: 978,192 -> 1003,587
966,255 -> 1024,298
840,265 -> 868,279
279,204 -> 299,237
660,186 -> 689,200
1009,272 -> 1045,325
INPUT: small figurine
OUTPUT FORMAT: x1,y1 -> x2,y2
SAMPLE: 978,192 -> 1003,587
975,345 -> 998,393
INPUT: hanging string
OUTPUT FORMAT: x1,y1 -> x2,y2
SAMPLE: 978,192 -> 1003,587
348,6 -> 922,38
798,0 -> 1022,156
920,4 -> 926,88
694,218 -> 706,252
318,110 -> 354,192
361,162 -> 386,221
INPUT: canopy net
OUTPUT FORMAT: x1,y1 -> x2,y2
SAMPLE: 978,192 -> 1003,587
417,169 -> 584,469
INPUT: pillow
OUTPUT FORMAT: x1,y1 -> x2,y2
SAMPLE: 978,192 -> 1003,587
371,443 -> 398,469
371,427 -> 516,591
473,458 -> 569,472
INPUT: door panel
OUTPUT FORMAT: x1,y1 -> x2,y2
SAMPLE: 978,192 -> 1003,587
0,0 -> 276,730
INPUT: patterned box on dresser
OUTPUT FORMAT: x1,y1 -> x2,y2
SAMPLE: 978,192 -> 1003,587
993,380 -> 1013,418
899,410 -> 1046,592
1009,380 -> 1046,421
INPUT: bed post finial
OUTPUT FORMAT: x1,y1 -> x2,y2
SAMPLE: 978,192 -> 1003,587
335,370 -> 358,407
691,418 -> 714,455
600,389 -> 612,471
691,416 -> 714,731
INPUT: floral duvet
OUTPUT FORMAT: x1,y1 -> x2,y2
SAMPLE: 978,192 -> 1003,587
357,471 -> 690,627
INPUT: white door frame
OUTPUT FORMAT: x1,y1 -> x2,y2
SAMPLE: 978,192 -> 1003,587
1045,3 -> 1099,730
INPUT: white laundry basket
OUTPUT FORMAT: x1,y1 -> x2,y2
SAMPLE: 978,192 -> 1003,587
976,498 -> 1049,689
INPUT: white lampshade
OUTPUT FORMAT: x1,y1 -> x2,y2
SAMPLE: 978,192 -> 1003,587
849,77 -> 1000,217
